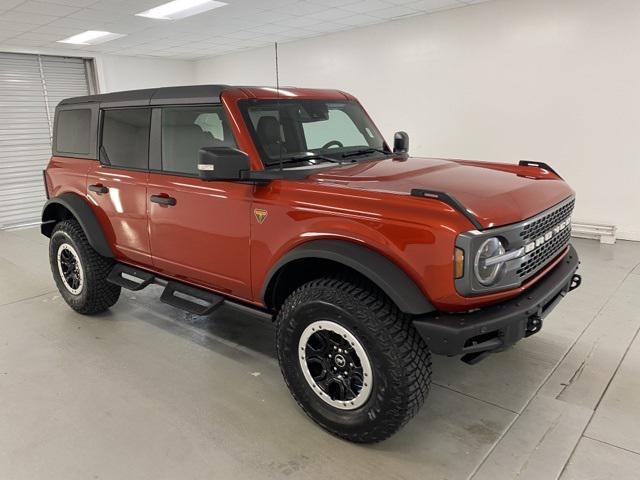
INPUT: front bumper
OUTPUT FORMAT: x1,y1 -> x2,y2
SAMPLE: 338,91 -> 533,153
413,245 -> 581,362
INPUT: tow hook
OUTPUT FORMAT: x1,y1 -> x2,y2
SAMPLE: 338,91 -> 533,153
526,315 -> 543,337
569,274 -> 582,292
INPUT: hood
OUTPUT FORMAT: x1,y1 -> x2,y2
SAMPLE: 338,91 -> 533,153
308,157 -> 574,229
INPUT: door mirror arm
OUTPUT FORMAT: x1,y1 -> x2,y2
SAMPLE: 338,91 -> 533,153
198,147 -> 251,181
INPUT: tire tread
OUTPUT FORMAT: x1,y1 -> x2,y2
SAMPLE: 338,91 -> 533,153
50,219 -> 120,314
276,275 -> 432,443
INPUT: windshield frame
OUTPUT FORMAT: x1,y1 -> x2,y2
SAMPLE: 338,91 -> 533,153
238,98 -> 391,169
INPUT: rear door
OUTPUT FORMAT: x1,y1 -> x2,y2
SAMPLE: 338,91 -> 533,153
86,107 -> 151,266
147,105 -> 253,300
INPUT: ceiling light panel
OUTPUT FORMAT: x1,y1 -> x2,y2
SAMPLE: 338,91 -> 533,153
136,0 -> 228,21
57,30 -> 125,45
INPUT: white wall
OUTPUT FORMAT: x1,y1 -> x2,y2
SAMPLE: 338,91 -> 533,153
95,55 -> 195,93
195,0 -> 640,241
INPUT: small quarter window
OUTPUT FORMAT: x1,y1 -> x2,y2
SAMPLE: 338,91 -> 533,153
101,109 -> 150,170
56,109 -> 91,155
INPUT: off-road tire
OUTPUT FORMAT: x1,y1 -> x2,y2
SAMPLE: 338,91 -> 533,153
49,219 -> 120,314
276,276 -> 432,443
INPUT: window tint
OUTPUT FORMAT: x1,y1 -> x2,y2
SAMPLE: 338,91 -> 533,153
56,109 -> 91,154
101,108 -> 150,169
240,100 -> 386,166
162,106 -> 237,175
302,109 -> 368,149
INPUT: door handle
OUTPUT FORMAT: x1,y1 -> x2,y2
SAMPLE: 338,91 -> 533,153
88,184 -> 109,195
150,194 -> 177,206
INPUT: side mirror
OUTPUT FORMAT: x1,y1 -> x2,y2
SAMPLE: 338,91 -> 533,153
393,131 -> 409,154
198,147 -> 250,181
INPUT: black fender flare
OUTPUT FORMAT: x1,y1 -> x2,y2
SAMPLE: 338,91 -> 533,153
261,239 -> 435,315
41,192 -> 114,258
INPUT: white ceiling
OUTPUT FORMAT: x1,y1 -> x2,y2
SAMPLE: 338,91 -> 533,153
0,0 -> 491,60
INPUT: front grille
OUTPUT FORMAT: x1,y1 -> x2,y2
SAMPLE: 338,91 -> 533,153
520,199 -> 574,241
455,195 -> 575,296
517,226 -> 571,278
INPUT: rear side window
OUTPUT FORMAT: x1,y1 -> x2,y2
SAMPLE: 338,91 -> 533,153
101,108 -> 150,170
161,106 -> 237,175
56,109 -> 91,155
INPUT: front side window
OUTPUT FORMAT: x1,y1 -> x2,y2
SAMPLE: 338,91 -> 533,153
240,100 -> 388,168
100,108 -> 150,170
56,109 -> 91,155
161,106 -> 236,175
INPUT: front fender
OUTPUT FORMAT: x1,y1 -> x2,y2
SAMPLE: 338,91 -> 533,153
261,239 -> 435,315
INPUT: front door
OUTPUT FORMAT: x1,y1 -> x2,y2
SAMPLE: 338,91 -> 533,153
147,105 -> 252,300
87,107 -> 151,266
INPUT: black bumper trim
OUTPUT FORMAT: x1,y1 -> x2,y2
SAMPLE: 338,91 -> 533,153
413,245 -> 580,357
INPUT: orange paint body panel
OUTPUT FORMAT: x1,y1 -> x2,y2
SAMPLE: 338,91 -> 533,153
147,172 -> 253,299
46,157 -> 92,199
310,157 -> 573,229
86,162 -> 151,265
45,86 -> 575,314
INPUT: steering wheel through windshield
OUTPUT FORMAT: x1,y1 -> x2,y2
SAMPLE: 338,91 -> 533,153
321,140 -> 344,149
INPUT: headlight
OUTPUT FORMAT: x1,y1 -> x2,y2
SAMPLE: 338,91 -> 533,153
474,237 -> 506,286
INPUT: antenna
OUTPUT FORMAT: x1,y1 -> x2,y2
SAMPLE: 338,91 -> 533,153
275,42 -> 284,171
275,41 -> 280,91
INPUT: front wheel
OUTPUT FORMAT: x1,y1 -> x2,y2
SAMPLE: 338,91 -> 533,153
49,219 -> 120,314
276,277 -> 432,443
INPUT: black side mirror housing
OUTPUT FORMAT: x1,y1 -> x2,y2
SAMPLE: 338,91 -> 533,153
198,147 -> 250,181
393,131 -> 409,154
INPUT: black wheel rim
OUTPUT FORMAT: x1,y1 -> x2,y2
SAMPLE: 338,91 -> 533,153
298,320 -> 372,410
57,243 -> 83,295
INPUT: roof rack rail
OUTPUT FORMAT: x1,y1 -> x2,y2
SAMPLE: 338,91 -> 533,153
58,84 -> 230,109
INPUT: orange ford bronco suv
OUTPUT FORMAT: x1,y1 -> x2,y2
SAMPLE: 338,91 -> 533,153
41,85 -> 581,443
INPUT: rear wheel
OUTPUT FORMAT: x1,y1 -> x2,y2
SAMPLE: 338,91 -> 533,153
49,219 -> 120,314
276,276 -> 432,443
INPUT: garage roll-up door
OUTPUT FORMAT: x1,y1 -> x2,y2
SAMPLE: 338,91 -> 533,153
0,52 -> 95,230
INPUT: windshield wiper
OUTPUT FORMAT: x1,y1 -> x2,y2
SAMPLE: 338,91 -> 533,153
341,148 -> 390,159
271,154 -> 343,168
289,153 -> 342,163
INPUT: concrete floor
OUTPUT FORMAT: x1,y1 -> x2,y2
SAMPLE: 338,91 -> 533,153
1,229 -> 639,480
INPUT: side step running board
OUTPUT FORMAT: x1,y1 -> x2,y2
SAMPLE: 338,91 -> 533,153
107,263 -> 224,316
107,263 -> 155,291
160,281 -> 224,316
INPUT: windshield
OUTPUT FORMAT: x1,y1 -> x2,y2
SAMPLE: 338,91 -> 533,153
240,99 -> 389,168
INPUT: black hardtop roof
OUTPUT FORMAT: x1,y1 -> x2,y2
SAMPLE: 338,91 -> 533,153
58,84 -> 230,109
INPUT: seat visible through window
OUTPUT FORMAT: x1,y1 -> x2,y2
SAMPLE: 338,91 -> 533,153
256,115 -> 286,157
162,106 -> 237,175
